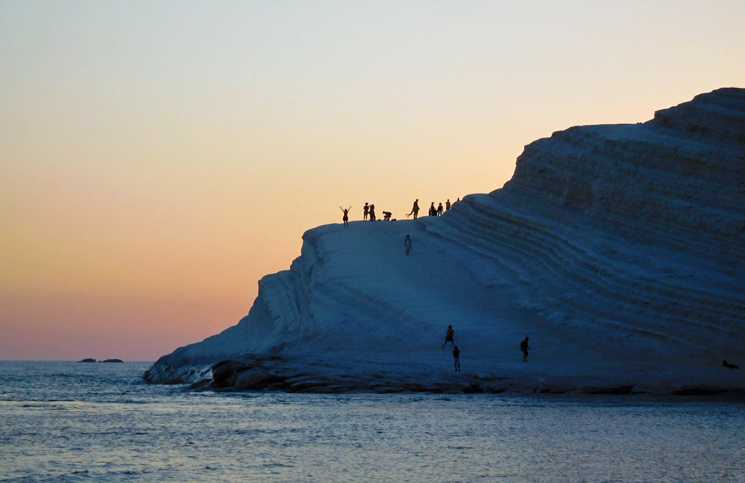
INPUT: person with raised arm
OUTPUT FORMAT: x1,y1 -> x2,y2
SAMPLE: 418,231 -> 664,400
340,206 -> 351,227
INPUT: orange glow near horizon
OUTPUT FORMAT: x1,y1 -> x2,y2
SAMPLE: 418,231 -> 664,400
2,1 -> 744,360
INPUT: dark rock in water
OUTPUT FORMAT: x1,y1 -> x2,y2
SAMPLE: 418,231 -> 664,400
211,360 -> 253,388
582,385 -> 635,395
101,359 -> 123,363
234,368 -> 283,391
401,383 -> 429,392
79,358 -> 96,363
189,379 -> 213,390
463,384 -> 485,394
533,384 -> 568,394
673,386 -> 727,396
265,381 -> 293,392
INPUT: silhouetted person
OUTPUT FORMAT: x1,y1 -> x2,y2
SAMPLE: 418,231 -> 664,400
404,235 -> 412,255
383,211 -> 392,221
521,337 -> 531,362
408,199 -> 420,219
437,203 -> 443,216
369,204 -> 376,221
340,206 -> 351,227
442,325 -> 455,348
453,346 -> 461,371
445,199 -> 451,211
429,202 -> 437,216
723,360 -> 740,369
363,202 -> 369,221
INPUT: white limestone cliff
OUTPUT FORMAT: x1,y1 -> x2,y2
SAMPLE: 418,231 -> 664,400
145,88 -> 745,394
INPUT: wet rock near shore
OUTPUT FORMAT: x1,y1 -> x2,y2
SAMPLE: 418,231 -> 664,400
187,359 -> 513,394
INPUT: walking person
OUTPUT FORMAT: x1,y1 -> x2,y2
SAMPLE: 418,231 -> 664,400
442,325 -> 455,348
340,206 -> 351,228
453,346 -> 461,372
404,235 -> 412,255
363,202 -> 369,221
407,199 -> 420,219
520,337 -> 531,362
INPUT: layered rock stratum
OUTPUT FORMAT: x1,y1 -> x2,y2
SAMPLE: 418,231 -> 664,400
145,88 -> 745,394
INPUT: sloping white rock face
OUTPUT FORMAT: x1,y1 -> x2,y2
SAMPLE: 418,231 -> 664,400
146,88 -> 745,393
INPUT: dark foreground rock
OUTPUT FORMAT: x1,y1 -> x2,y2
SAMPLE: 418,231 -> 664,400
142,352 -> 745,396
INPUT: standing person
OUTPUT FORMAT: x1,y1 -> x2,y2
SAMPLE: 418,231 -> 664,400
340,206 -> 351,228
404,235 -> 412,255
445,199 -> 451,211
442,325 -> 455,348
363,202 -> 369,221
369,204 -> 376,221
408,199 -> 420,219
437,203 -> 443,216
453,346 -> 461,372
429,202 -> 437,216
520,337 -> 531,362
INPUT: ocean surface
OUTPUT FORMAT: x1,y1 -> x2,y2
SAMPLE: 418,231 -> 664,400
1,362 -> 744,483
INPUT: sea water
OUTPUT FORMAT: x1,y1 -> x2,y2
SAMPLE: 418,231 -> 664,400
1,362 -> 743,482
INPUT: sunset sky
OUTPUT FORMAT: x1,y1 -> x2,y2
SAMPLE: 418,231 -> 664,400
1,1 -> 744,361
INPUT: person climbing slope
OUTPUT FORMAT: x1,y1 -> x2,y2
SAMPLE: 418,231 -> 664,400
442,325 -> 455,348
340,206 -> 351,228
404,235 -> 412,255
520,337 -> 531,362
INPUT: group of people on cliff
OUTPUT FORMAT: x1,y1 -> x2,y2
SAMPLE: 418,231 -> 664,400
340,198 -> 461,227
407,198 -> 459,219
441,325 -> 531,372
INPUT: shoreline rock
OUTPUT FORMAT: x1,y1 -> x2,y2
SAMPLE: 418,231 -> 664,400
154,356 -> 745,397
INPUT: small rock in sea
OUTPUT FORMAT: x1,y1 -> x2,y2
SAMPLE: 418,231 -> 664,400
79,358 -> 96,363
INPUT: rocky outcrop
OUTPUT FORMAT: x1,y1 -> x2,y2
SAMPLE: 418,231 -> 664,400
145,88 -> 745,395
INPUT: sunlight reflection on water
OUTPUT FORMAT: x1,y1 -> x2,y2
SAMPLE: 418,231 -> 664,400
1,361 -> 744,482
